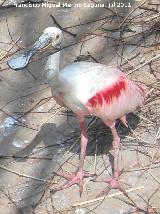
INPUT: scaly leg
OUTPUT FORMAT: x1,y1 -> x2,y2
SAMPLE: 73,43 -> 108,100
106,123 -> 123,189
51,116 -> 95,195
93,120 -> 124,193
99,121 -> 138,206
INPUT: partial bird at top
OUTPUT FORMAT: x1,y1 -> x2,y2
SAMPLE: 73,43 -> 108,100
8,27 -> 146,195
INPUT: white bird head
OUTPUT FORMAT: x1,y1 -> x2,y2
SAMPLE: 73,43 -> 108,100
40,27 -> 63,50
7,27 -> 63,70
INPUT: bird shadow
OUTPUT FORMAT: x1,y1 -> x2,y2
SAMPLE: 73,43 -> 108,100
14,112 -> 141,163
86,112 -> 140,157
11,112 -> 140,212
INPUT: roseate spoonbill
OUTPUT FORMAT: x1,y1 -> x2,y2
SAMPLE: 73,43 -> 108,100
8,27 -> 145,195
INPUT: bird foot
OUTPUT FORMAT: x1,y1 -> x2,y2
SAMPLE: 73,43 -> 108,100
105,177 -> 124,190
92,170 -> 125,197
92,175 -> 138,209
94,176 -> 125,197
50,170 -> 95,195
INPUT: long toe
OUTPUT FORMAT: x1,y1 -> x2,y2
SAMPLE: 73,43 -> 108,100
51,170 -> 95,195
92,174 -> 126,197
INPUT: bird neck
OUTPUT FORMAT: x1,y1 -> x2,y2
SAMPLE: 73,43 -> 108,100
45,51 -> 60,85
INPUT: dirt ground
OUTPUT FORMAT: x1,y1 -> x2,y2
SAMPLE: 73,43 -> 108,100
0,0 -> 160,213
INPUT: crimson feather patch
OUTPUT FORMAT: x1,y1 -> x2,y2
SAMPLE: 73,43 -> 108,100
88,75 -> 126,107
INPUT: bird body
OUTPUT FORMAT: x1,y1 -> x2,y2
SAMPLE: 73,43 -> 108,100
8,27 -> 146,194
51,61 -> 145,122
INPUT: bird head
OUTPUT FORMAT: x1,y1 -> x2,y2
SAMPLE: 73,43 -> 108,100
7,27 -> 63,70
38,27 -> 63,51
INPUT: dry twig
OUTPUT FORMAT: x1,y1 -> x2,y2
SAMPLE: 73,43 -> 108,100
73,186 -> 144,207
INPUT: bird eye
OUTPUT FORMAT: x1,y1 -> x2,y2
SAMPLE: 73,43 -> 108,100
56,35 -> 59,39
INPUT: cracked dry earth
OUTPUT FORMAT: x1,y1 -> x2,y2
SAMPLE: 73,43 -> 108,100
0,0 -> 160,213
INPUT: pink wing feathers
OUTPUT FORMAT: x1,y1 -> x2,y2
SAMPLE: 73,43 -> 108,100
85,73 -> 145,120
52,62 -> 145,120
88,74 -> 126,106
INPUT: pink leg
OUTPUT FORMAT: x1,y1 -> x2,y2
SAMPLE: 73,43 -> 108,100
93,120 -> 124,193
52,116 -> 95,195
109,124 -> 122,184
120,115 -> 128,128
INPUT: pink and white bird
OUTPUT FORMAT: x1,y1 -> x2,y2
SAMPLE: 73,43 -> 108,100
8,27 -> 146,195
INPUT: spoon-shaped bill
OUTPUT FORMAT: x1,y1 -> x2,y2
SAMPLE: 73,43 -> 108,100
7,32 -> 52,70
7,51 -> 34,70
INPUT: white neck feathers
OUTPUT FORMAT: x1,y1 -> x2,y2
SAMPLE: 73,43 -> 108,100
45,51 -> 60,85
